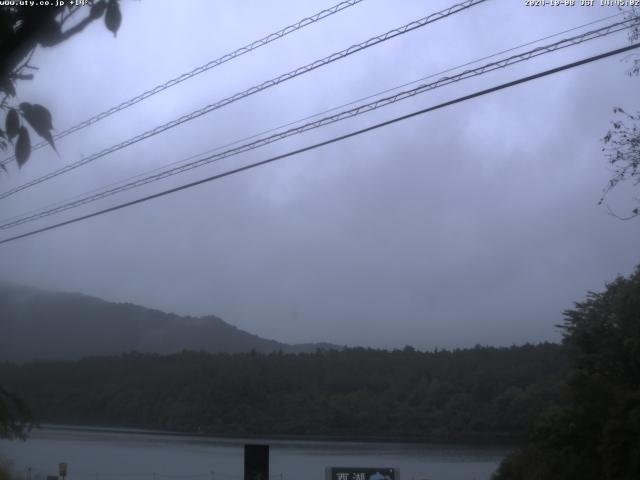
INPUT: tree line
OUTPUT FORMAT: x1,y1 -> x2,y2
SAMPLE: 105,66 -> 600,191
0,343 -> 566,442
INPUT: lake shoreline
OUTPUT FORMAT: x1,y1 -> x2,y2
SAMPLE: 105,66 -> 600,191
35,422 -> 522,448
5,424 -> 510,480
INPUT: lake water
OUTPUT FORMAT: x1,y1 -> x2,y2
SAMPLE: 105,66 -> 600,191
0,427 -> 511,480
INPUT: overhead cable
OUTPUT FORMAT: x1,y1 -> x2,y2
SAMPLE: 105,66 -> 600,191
0,0 -> 488,200
1,42 -> 638,246
0,18 -> 636,231
1,12 -> 624,227
0,0 -> 366,168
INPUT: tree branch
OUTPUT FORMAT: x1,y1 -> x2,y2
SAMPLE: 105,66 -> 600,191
605,202 -> 639,221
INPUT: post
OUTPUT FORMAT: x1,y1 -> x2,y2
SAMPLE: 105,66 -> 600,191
244,444 -> 269,480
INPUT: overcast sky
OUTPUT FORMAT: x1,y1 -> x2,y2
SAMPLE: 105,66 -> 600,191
1,0 -> 639,350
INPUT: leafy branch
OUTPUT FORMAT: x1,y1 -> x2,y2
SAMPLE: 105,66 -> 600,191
0,386 -> 33,441
0,0 -> 123,172
600,107 -> 640,219
599,6 -> 640,219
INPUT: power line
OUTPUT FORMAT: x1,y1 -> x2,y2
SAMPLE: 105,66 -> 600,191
1,42 -> 638,247
0,12 -> 624,228
0,0 -> 488,201
1,18 -> 636,231
2,13 -> 623,227
0,0 -> 365,168
1,18 -> 634,229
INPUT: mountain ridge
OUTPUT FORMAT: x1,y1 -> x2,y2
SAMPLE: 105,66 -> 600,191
0,282 -> 340,362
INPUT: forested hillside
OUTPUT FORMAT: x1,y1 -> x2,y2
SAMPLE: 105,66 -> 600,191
493,266 -> 640,479
0,344 -> 566,441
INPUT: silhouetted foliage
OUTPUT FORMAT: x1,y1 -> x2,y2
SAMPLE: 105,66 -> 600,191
0,0 -> 122,169
0,386 -> 32,440
600,7 -> 640,219
493,266 -> 640,480
0,343 -> 566,442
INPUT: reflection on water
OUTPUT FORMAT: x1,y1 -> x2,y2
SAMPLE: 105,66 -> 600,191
0,426 -> 510,480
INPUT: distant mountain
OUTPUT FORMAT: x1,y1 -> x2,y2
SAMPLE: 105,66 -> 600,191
0,282 -> 339,362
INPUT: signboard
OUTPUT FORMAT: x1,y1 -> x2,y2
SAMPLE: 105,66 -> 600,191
58,464 -> 67,478
327,468 -> 397,480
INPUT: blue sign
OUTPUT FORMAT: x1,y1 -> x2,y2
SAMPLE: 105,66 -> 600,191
328,467 -> 397,480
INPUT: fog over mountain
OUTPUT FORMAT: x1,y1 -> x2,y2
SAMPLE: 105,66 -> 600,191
1,0 -> 639,351
0,283 -> 339,362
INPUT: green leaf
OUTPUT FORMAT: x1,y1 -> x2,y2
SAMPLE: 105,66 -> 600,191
6,109 -> 20,140
19,102 -> 57,152
15,126 -> 31,168
90,1 -> 107,19
105,0 -> 122,37
0,15 -> 12,45
19,103 -> 53,131
0,76 -> 16,97
38,17 -> 63,47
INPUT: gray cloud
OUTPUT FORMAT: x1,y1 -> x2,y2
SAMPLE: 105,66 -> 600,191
1,0 -> 639,350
